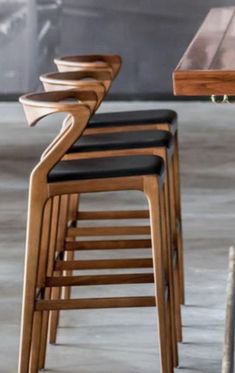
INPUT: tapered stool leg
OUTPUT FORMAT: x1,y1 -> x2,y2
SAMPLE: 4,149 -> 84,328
144,176 -> 174,373
162,182 -> 179,367
160,154 -> 179,365
49,195 -> 69,344
173,131 -> 184,305
168,157 -> 182,343
39,196 -> 61,369
18,190 -> 48,373
30,198 -> 53,372
29,311 -> 43,373
49,194 -> 80,344
63,194 -> 80,300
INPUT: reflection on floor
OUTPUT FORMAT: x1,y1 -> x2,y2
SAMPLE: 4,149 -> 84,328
0,101 -> 234,372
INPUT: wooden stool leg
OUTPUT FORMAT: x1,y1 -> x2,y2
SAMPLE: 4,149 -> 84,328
63,193 -> 80,300
169,158 -> 182,343
162,180 -> 179,367
144,176 -> 174,373
174,131 -> 185,305
49,195 -> 69,344
18,191 -> 47,373
49,288 -> 62,344
34,198 -> 53,371
50,194 -> 79,344
38,310 -> 50,369
39,196 -> 60,369
29,311 -> 42,373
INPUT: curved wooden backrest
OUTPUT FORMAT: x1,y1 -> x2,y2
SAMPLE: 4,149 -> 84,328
54,54 -> 122,79
19,90 -> 97,127
40,70 -> 112,109
40,69 -> 112,90
19,90 -> 97,177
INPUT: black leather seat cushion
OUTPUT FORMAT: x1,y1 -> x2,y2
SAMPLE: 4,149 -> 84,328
68,130 -> 173,154
88,110 -> 177,129
48,155 -> 164,183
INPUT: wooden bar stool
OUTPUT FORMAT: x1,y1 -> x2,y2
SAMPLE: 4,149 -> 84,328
54,54 -> 184,305
39,71 -> 113,353
18,89 -> 177,373
40,71 -> 182,349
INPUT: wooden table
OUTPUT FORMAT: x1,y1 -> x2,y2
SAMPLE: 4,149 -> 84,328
173,6 -> 235,96
173,7 -> 235,373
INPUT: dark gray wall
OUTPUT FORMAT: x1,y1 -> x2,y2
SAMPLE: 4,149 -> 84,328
0,0 -> 234,98
59,0 -> 234,97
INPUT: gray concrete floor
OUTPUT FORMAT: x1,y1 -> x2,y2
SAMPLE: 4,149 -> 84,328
0,101 -> 234,372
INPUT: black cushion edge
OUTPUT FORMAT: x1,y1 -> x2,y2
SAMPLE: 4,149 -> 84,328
88,109 -> 177,128
48,155 -> 165,183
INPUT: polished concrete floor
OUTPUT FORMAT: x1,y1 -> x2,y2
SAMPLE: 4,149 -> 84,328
0,101 -> 234,372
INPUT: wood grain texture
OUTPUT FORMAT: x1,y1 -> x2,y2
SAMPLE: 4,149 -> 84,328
173,7 -> 235,95
76,209 -> 149,220
221,246 -> 235,373
67,225 -> 151,237
65,239 -> 152,251
45,273 -> 154,287
55,258 -> 153,270
36,296 -> 156,311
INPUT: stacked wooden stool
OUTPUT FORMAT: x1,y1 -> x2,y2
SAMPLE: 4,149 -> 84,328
18,55 -> 184,373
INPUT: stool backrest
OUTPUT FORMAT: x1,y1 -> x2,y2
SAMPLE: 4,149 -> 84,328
54,54 -> 122,79
19,90 -> 97,179
40,70 -> 112,109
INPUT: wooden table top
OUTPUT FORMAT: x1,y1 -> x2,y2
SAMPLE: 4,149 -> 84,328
173,7 -> 235,96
